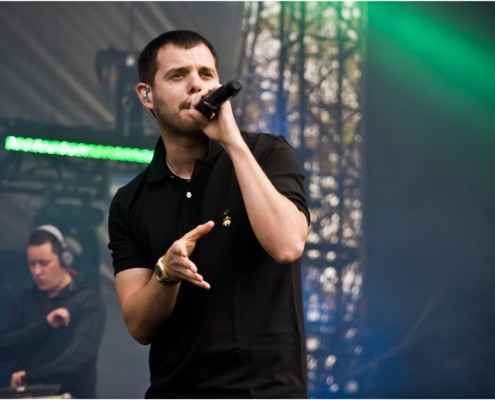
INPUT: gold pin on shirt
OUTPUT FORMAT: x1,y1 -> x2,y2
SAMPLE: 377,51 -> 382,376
221,209 -> 231,227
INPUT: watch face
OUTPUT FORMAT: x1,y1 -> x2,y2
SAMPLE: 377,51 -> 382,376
154,264 -> 164,281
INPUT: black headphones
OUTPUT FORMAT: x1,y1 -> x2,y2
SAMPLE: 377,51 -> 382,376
34,225 -> 74,267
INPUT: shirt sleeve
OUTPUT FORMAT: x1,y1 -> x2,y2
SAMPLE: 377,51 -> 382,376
254,134 -> 310,225
0,294 -> 52,360
108,188 -> 150,275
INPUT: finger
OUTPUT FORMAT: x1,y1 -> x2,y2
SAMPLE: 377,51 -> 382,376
192,280 -> 211,290
187,273 -> 211,290
184,221 -> 215,242
188,108 -> 211,129
168,256 -> 198,276
190,89 -> 210,108
171,223 -> 213,257
190,85 -> 221,108
62,309 -> 70,326
170,260 -> 210,290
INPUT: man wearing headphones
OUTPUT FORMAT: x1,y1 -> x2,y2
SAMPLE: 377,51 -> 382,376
0,225 -> 106,398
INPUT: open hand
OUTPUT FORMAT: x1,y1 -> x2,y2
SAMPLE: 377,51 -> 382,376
162,221 -> 215,289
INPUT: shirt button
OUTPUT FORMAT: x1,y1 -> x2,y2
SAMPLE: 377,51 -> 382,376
186,191 -> 192,198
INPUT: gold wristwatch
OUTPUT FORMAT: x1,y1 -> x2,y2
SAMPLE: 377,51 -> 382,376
154,258 -> 181,285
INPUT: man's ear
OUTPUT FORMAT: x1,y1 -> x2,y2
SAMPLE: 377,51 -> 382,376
137,83 -> 153,107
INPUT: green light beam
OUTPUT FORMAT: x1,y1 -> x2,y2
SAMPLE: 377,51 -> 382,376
4,136 -> 154,164
370,3 -> 495,139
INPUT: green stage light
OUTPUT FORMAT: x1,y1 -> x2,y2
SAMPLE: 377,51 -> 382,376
4,136 -> 154,164
369,3 -> 495,138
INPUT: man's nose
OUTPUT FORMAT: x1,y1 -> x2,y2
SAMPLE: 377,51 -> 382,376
31,264 -> 43,275
188,73 -> 203,94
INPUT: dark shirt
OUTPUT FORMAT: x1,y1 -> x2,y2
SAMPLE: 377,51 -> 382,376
108,132 -> 309,398
0,276 -> 106,398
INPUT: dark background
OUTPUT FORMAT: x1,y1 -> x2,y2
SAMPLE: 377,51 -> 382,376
364,2 -> 495,397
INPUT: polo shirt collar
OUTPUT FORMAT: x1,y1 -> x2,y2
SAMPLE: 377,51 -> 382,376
146,138 -> 168,183
204,138 -> 223,162
146,137 -> 223,183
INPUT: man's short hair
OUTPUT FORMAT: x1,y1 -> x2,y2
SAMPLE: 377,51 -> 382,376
137,30 -> 219,86
28,226 -> 73,267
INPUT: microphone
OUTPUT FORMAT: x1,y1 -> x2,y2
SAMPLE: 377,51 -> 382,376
196,79 -> 243,119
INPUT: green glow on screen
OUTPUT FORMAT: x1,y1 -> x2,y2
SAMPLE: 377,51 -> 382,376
4,136 -> 154,164
371,4 -> 495,137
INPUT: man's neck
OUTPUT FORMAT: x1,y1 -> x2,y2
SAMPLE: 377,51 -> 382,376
161,134 -> 208,178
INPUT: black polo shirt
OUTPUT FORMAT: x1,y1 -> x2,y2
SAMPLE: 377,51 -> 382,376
108,132 -> 310,398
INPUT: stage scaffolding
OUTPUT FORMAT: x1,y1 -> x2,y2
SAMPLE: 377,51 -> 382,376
234,2 -> 366,397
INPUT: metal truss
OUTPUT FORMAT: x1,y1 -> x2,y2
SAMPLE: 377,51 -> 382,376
234,2 -> 366,397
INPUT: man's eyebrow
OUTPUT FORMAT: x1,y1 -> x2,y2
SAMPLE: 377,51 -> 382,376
164,66 -> 191,78
198,66 -> 216,75
163,65 -> 216,78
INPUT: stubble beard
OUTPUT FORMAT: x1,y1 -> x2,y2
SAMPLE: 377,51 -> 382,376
154,96 -> 204,139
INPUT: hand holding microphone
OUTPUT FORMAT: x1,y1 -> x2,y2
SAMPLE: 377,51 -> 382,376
196,79 -> 243,119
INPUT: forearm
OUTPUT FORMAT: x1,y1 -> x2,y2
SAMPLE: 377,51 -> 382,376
0,321 -> 51,360
115,269 -> 180,345
195,97 -> 308,262
224,139 -> 308,263
27,306 -> 105,381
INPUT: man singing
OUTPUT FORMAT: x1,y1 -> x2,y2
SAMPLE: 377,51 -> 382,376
108,30 -> 309,398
